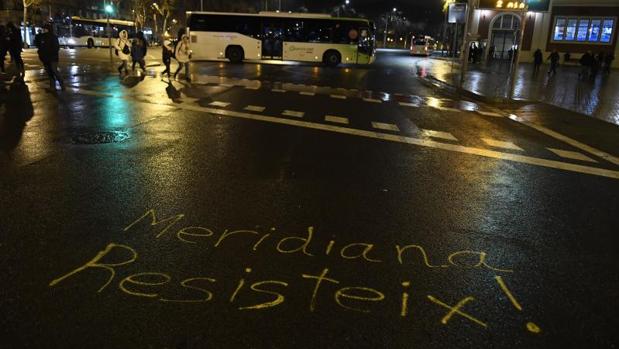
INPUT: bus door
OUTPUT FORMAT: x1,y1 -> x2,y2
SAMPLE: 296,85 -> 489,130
357,27 -> 372,64
262,19 -> 283,59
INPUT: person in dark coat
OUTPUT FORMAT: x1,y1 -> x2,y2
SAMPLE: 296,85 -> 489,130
37,23 -> 64,90
6,22 -> 25,80
579,51 -> 593,79
0,25 -> 7,74
161,32 -> 174,79
131,31 -> 147,72
604,53 -> 614,75
533,49 -> 543,75
547,50 -> 560,76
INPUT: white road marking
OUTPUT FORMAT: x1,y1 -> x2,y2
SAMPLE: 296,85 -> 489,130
547,148 -> 598,163
325,115 -> 349,124
363,98 -> 382,103
245,86 -> 260,90
220,83 -> 234,87
508,114 -> 619,166
372,122 -> 400,132
300,91 -> 315,96
422,129 -> 458,141
399,102 -> 418,107
272,88 -> 287,93
282,110 -> 305,118
477,110 -> 504,117
61,86 -> 619,180
208,101 -> 230,108
437,107 -> 462,113
482,138 -> 524,151
330,94 -> 347,99
244,105 -> 266,112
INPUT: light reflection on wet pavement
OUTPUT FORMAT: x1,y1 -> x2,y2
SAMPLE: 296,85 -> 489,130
415,56 -> 619,126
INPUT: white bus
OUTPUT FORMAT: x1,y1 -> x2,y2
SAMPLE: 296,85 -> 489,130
57,16 -> 140,48
187,11 -> 376,66
410,35 -> 436,56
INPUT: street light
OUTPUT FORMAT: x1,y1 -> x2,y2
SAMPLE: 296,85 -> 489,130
384,8 -> 398,48
105,3 -> 113,63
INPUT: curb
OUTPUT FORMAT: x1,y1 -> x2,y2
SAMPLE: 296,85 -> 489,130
414,62 -> 534,107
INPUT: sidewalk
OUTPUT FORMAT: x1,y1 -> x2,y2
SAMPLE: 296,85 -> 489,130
417,57 -> 619,126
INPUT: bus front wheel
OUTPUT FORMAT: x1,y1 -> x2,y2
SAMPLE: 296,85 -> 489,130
226,46 -> 244,64
323,50 -> 341,67
87,38 -> 94,49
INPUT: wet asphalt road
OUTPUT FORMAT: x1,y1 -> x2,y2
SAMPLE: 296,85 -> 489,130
1,49 -> 619,348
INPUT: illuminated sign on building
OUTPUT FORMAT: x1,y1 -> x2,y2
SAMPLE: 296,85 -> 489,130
477,0 -> 549,12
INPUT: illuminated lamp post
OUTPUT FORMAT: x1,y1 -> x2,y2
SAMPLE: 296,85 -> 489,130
105,3 -> 114,63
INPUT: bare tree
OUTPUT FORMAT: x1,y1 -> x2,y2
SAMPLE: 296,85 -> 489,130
152,0 -> 174,36
131,0 -> 150,30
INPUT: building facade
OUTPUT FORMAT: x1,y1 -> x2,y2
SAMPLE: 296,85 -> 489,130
469,0 -> 618,67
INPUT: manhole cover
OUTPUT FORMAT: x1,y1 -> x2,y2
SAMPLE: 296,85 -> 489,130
71,131 -> 130,144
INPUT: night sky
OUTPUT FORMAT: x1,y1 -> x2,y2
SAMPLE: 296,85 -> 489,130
304,0 -> 443,21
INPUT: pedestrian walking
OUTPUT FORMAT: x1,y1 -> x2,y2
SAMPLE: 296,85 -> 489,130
37,23 -> 64,91
547,50 -> 560,76
533,48 -> 543,75
488,45 -> 495,62
131,31 -> 147,73
174,31 -> 191,82
578,51 -> 593,79
114,30 -> 131,76
563,52 -> 570,64
591,52 -> 604,78
604,53 -> 614,75
6,22 -> 25,80
0,25 -> 8,74
161,33 -> 174,79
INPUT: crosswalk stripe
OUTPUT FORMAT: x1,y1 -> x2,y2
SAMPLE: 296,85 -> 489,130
59,86 -> 619,180
330,94 -> 347,99
363,98 -> 382,103
438,107 -> 462,113
547,148 -> 598,163
477,110 -> 504,117
300,91 -> 315,96
245,86 -> 260,90
325,115 -> 349,124
372,122 -> 400,132
208,101 -> 230,108
244,105 -> 266,112
422,129 -> 458,141
482,138 -> 524,151
272,88 -> 287,93
220,83 -> 234,87
282,110 -> 305,118
399,102 -> 418,107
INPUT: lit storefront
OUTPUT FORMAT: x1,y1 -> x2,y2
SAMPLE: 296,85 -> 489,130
469,0 -> 618,67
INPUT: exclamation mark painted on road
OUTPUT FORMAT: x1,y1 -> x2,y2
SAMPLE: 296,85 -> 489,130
495,275 -> 541,334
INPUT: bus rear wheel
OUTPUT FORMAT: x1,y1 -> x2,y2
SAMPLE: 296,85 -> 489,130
226,46 -> 244,64
87,38 -> 94,49
323,50 -> 341,67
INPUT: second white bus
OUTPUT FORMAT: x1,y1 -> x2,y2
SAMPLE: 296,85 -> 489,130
187,11 -> 376,66
410,36 -> 436,56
